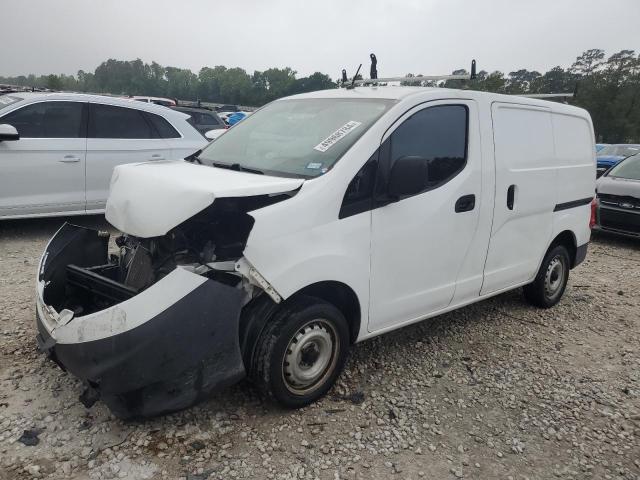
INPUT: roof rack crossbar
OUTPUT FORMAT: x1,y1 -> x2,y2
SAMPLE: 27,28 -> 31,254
341,56 -> 573,101
343,55 -> 478,87
519,93 -> 574,98
353,74 -> 471,85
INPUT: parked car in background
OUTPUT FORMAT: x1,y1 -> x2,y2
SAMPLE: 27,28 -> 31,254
215,104 -> 239,113
133,96 -> 177,107
218,110 -> 252,126
35,87 -> 595,418
594,152 -> 640,237
171,105 -> 227,136
595,143 -> 609,153
596,143 -> 640,177
204,128 -> 227,141
0,92 -> 207,219
225,111 -> 249,126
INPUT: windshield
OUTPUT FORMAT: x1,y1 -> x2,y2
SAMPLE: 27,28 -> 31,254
198,98 -> 396,178
608,153 -> 640,181
0,95 -> 23,111
598,144 -> 640,157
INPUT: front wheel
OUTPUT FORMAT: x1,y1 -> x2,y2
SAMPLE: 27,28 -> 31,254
250,296 -> 350,408
523,244 -> 570,308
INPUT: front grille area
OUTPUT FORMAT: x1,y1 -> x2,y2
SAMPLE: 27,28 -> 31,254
599,206 -> 640,234
597,193 -> 640,210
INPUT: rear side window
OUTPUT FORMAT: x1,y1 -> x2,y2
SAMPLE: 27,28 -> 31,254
89,104 -> 154,139
144,112 -> 181,138
1,101 -> 85,138
198,113 -> 222,125
389,105 -> 468,188
183,111 -> 221,126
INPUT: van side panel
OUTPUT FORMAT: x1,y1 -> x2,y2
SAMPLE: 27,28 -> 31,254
551,112 -> 596,209
548,111 -> 595,252
481,104 -> 556,295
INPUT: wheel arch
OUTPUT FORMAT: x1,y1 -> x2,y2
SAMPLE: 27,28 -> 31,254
549,229 -> 578,268
239,281 -> 362,370
290,281 -> 361,344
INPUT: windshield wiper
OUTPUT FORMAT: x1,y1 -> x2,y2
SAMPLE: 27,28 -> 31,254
212,162 -> 264,175
184,149 -> 203,164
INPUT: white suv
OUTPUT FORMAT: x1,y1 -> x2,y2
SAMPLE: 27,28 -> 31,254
0,93 -> 207,219
35,86 -> 595,418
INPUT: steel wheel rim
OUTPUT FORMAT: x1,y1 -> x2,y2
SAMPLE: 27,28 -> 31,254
544,256 -> 565,298
282,319 -> 338,395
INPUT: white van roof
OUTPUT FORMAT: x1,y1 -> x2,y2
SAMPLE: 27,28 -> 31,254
285,86 -> 589,117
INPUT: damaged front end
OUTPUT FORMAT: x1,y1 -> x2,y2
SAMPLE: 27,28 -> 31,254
35,195 -> 285,419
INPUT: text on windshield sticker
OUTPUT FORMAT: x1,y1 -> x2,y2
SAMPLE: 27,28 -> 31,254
314,121 -> 362,153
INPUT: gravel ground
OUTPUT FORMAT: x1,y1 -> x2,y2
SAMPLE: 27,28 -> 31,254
0,216 -> 638,480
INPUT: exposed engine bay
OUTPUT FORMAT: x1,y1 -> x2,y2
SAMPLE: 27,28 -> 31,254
46,194 -> 289,317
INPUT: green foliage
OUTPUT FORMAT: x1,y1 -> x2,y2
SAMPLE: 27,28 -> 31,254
0,59 -> 336,107
449,49 -> 639,142
1,50 -> 639,141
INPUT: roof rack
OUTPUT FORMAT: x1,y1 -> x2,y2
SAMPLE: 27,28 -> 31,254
340,55 -> 575,102
341,55 -> 477,88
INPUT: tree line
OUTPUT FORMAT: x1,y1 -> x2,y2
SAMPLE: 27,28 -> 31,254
0,60 -> 335,107
1,49 -> 638,142
418,49 -> 640,143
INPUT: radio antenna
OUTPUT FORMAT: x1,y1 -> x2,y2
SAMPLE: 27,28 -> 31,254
348,64 -> 362,89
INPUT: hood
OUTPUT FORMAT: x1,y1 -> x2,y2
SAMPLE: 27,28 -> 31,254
105,161 -> 304,238
597,174 -> 640,198
596,155 -> 625,166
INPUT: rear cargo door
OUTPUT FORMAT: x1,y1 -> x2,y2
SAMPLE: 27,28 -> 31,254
481,103 -> 556,294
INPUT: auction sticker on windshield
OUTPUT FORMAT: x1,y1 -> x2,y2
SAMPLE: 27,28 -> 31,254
314,121 -> 362,153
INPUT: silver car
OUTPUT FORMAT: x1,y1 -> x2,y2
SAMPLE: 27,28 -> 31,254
0,93 -> 207,219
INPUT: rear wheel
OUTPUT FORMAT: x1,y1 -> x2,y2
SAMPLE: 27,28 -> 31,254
523,244 -> 570,308
251,296 -> 350,408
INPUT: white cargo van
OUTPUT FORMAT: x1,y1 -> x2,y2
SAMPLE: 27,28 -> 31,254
35,86 -> 596,418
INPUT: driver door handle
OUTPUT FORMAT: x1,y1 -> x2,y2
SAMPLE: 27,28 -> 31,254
455,194 -> 476,213
59,155 -> 80,163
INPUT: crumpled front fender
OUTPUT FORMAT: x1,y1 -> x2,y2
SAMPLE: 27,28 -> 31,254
35,223 -> 247,418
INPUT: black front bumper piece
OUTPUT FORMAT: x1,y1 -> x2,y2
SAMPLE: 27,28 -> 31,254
36,224 -> 247,419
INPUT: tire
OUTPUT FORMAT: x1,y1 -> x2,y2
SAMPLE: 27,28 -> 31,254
523,244 -> 571,308
250,295 -> 350,408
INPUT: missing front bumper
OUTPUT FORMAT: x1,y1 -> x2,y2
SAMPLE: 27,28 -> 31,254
36,223 -> 247,418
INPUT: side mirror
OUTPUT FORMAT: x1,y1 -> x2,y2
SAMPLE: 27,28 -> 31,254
388,156 -> 429,198
204,129 -> 225,141
0,124 -> 19,142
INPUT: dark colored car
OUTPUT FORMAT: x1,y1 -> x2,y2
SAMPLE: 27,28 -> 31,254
596,144 -> 640,177
215,104 -> 239,113
594,153 -> 640,237
172,106 -> 227,136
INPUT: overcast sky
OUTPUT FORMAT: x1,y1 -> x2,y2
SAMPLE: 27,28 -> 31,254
2,0 -> 638,79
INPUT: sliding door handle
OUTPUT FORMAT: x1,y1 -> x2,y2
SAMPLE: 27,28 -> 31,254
507,185 -> 515,210
455,194 -> 476,213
